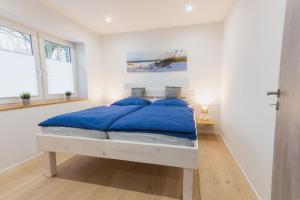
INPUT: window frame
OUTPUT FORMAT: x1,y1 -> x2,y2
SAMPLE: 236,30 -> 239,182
0,17 -> 44,104
38,34 -> 78,100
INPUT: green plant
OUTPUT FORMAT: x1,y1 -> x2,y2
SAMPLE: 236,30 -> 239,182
65,91 -> 72,97
20,92 -> 31,99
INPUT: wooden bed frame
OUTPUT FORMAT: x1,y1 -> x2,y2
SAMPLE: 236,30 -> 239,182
37,91 -> 198,199
36,133 -> 198,200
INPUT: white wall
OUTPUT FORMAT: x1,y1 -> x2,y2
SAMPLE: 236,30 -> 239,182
0,101 -> 96,171
221,0 -> 287,199
100,23 -> 224,129
0,0 -> 103,171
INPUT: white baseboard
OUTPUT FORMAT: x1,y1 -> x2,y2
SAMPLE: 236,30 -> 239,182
0,152 -> 42,174
219,133 -> 262,200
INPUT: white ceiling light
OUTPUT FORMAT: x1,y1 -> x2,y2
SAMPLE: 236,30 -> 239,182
105,15 -> 112,24
185,4 -> 193,12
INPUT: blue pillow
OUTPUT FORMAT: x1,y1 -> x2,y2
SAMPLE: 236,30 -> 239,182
112,97 -> 151,106
152,98 -> 189,107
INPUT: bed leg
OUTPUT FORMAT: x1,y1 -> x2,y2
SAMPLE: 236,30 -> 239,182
183,168 -> 193,200
44,152 -> 57,177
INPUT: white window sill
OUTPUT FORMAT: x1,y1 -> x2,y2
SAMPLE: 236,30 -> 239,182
0,98 -> 87,111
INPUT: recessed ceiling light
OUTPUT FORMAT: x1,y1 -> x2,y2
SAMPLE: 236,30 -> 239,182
105,16 -> 112,24
185,4 -> 193,12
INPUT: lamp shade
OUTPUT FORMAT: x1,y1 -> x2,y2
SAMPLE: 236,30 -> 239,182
201,105 -> 208,114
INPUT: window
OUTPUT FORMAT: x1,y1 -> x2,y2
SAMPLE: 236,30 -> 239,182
0,25 -> 32,54
42,40 -> 76,96
0,24 -> 40,100
44,40 -> 71,62
0,18 -> 78,104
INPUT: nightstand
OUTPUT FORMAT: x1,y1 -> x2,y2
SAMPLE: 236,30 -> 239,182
197,118 -> 215,125
196,118 -> 215,134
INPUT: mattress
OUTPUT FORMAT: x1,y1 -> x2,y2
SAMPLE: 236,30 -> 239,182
40,127 -> 194,147
41,127 -> 108,139
108,131 -> 194,147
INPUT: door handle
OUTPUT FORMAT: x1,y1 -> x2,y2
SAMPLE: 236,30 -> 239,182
267,89 -> 280,97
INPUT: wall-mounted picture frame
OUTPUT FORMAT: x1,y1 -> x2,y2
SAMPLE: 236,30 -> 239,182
127,49 -> 187,72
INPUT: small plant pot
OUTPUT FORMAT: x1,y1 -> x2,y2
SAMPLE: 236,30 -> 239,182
22,99 -> 30,105
66,96 -> 71,100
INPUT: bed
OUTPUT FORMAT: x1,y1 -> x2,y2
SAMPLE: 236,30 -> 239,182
36,97 -> 199,200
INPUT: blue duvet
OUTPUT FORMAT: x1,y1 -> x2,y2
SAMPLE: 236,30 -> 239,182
109,105 -> 197,140
39,105 -> 142,131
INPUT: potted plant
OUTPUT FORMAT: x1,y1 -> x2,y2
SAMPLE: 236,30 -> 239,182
65,91 -> 72,100
20,92 -> 31,105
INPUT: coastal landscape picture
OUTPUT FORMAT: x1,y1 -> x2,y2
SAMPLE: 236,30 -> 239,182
127,49 -> 187,72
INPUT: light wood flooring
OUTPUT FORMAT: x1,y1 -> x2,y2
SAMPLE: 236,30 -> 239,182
0,134 -> 257,200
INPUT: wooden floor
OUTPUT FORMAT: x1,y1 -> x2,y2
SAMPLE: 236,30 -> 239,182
0,135 -> 257,200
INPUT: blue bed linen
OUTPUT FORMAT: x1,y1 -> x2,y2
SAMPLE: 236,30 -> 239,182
39,105 -> 143,131
109,105 -> 197,140
112,97 -> 151,106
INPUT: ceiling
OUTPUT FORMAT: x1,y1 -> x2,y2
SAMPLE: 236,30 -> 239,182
40,0 -> 235,35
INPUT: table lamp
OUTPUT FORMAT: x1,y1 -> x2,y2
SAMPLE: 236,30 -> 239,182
201,105 -> 208,121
